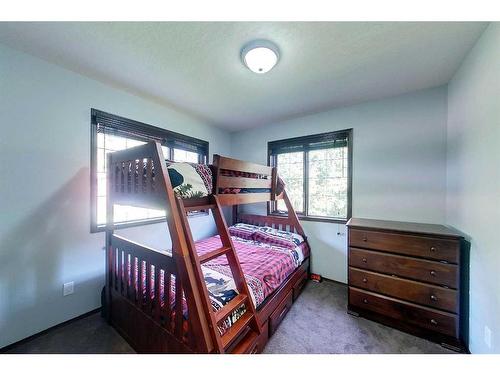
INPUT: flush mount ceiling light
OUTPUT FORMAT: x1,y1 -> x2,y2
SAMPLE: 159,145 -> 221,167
241,40 -> 280,74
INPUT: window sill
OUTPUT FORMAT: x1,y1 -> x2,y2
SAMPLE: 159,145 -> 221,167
91,217 -> 167,233
91,211 -> 209,233
269,212 -> 348,225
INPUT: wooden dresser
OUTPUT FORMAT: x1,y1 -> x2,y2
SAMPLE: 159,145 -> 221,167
346,218 -> 468,352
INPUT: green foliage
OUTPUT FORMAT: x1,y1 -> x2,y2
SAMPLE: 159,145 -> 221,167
175,183 -> 205,199
277,147 -> 348,219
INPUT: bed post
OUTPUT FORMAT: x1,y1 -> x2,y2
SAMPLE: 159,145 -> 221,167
270,167 -> 277,201
282,189 -> 310,275
212,154 -> 221,195
232,205 -> 238,225
282,190 -> 306,238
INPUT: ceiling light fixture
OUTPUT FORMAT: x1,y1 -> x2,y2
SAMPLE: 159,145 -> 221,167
241,40 -> 280,74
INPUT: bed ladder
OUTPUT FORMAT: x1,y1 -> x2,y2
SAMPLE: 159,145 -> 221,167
176,195 -> 262,353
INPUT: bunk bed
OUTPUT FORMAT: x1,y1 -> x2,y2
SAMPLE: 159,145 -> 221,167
103,141 -> 310,354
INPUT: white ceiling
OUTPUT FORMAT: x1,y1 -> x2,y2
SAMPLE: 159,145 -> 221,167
0,22 -> 488,131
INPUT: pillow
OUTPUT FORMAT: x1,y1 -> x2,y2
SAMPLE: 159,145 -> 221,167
228,223 -> 260,240
253,226 -> 305,250
166,162 -> 212,198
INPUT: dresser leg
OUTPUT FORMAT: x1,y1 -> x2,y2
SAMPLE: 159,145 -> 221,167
440,342 -> 464,353
347,309 -> 360,317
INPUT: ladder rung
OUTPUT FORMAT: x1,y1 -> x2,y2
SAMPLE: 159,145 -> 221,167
199,246 -> 231,263
229,331 -> 259,354
221,311 -> 254,349
184,203 -> 216,212
215,294 -> 248,323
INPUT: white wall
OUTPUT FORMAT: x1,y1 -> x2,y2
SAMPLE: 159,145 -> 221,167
446,24 -> 500,354
0,44 -> 231,348
230,86 -> 448,283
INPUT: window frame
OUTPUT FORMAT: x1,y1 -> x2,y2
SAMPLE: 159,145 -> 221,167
267,129 -> 353,224
90,109 -> 209,233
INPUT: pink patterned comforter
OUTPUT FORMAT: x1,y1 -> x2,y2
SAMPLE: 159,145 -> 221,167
198,235 -> 309,307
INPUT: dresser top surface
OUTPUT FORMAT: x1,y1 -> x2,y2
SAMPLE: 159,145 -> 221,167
346,218 -> 463,238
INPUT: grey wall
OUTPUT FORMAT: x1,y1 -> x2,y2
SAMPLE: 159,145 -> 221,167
230,86 -> 449,283
0,44 -> 231,348
446,24 -> 500,354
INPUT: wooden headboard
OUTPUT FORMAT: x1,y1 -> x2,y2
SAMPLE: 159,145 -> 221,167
212,154 -> 280,206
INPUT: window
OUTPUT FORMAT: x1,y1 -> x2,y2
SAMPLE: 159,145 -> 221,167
268,129 -> 352,222
90,109 -> 209,232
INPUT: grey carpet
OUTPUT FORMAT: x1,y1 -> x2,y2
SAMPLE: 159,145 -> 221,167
5,281 -> 453,354
263,281 -> 452,354
5,312 -> 134,354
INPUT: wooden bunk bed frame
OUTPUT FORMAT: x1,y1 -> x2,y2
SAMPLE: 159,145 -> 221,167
104,141 -> 310,354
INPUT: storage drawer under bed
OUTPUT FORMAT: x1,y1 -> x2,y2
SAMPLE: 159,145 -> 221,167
269,290 -> 293,335
246,322 -> 269,354
292,270 -> 308,300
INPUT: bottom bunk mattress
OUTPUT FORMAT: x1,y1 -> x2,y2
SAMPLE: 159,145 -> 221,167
198,233 -> 309,309
132,228 -> 309,337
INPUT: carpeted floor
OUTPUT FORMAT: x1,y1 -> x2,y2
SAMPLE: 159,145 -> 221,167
263,281 -> 452,354
5,281 -> 453,354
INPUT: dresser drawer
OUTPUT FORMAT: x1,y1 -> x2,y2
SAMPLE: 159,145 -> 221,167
349,287 -> 458,337
349,247 -> 458,288
349,267 -> 458,313
349,229 -> 459,263
269,290 -> 293,335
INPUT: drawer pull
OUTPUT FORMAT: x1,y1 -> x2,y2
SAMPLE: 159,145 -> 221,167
362,236 -> 368,242
362,278 -> 368,283
362,258 -> 367,263
363,298 -> 369,304
430,270 -> 437,277
430,319 -> 438,326
430,294 -> 438,301
278,305 -> 288,320
430,246 -> 437,252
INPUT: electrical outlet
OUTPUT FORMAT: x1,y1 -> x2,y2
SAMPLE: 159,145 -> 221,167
484,325 -> 492,349
63,282 -> 74,296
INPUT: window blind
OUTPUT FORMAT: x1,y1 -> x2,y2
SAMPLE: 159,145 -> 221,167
268,130 -> 349,155
92,109 -> 209,155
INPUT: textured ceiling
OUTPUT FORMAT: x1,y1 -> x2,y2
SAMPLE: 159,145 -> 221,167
0,22 -> 488,131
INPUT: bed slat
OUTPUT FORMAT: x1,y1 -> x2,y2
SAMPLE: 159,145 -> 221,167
164,272 -> 171,329
154,267 -> 162,322
131,256 -> 138,304
217,193 -> 271,206
146,158 -> 152,194
175,277 -> 183,339
119,250 -> 124,295
120,162 -> 125,193
146,263 -> 153,314
217,175 -> 271,189
126,253 -> 132,299
214,155 -> 272,176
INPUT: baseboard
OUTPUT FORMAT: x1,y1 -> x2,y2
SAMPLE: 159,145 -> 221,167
0,307 -> 101,353
313,276 -> 347,286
